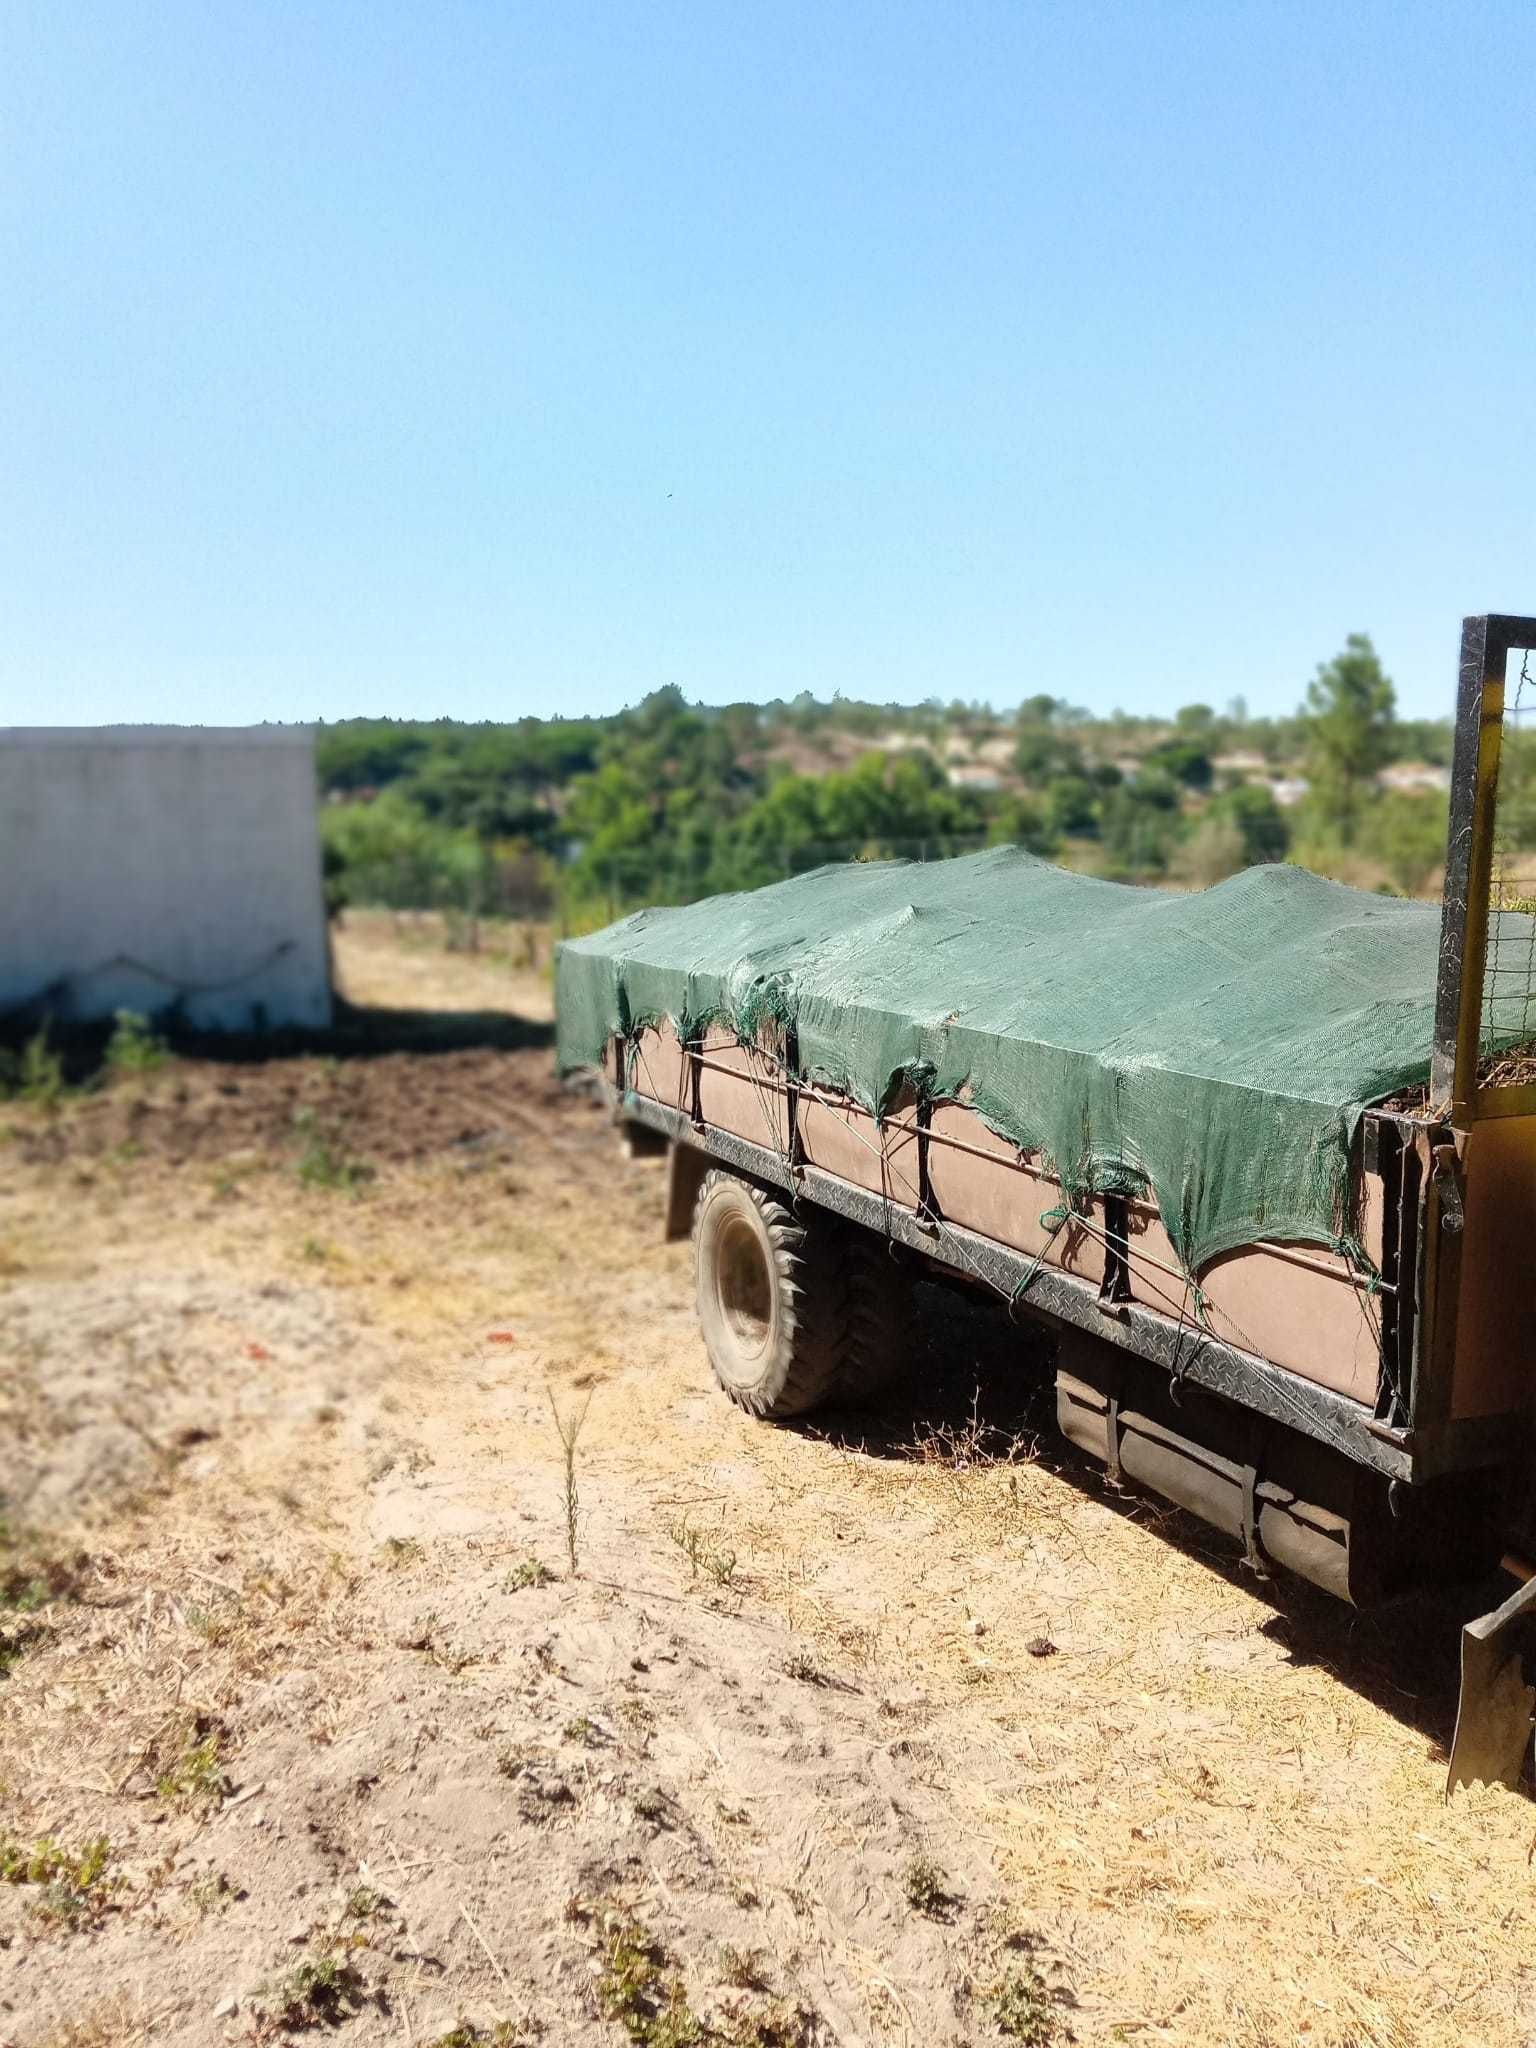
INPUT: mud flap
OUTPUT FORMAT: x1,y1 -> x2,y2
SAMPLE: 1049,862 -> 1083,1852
1446,1570 -> 1536,1796
664,1140 -> 710,1242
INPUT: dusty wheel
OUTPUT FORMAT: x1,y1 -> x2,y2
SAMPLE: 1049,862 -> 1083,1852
692,1170 -> 906,1419
693,1170 -> 841,1418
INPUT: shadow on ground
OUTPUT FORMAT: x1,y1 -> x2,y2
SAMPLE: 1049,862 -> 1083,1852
799,1271 -> 1519,1781
2,994 -> 554,1085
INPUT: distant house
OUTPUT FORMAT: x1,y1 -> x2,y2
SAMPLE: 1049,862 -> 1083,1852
1378,762 -> 1451,796
974,734 -> 1019,769
946,762 -> 1002,792
1,726 -> 332,1032
1212,750 -> 1270,781
1269,776 -> 1312,808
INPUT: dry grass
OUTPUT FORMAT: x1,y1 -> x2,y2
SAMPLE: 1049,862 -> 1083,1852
1481,1038 -> 1536,1089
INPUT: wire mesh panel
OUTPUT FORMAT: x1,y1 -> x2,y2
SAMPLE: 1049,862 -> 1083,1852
1482,646 -> 1536,1081
1431,615 -> 1536,1113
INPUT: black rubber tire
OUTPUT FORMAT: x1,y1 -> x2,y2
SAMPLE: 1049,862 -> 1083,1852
692,1170 -> 906,1419
838,1224 -> 911,1404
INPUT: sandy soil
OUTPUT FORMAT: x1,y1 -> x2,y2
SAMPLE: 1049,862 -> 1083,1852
1,912 -> 1533,2048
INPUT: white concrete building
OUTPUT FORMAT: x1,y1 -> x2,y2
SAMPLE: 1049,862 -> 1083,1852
0,727 -> 332,1032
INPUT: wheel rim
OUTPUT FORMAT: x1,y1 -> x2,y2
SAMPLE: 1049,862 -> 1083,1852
715,1211 -> 773,1359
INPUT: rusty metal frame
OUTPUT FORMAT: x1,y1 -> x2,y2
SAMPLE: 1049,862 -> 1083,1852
1432,613 -> 1536,1120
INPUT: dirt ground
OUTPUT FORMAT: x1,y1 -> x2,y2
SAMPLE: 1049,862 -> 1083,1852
2,911 -> 1534,2048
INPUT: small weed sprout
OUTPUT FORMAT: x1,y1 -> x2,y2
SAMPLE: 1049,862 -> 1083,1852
293,1107 -> 374,1196
187,1869 -> 238,1915
666,1516 -> 739,1589
184,1600 -> 240,1646
633,1785 -> 672,1826
782,1652 -> 846,1688
0,1616 -> 47,1680
716,1942 -> 769,1991
1,1520 -> 80,1627
378,1535 -> 425,1569
155,1732 -> 232,1810
504,1556 -> 554,1591
596,1911 -> 702,2046
1,1835 -> 114,1932
257,1948 -> 368,2030
901,1852 -> 950,1918
432,1636 -> 480,1676
716,2003 -> 818,2048
427,2025 -> 525,2048
104,1010 -> 167,1078
547,1386 -> 592,1577
403,1610 -> 439,1651
990,1963 -> 1060,2044
617,1696 -> 656,1751
908,1384 -> 1036,1483
564,1714 -> 602,1747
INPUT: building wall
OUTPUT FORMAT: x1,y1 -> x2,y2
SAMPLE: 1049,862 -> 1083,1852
0,727 -> 332,1031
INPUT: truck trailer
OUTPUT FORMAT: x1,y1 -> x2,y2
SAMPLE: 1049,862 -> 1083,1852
555,615 -> 1536,1794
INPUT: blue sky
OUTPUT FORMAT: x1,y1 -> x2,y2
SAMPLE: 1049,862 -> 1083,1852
2,1 -> 1533,727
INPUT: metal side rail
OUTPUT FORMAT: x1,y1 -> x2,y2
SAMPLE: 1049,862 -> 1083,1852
621,1090 -> 1436,1483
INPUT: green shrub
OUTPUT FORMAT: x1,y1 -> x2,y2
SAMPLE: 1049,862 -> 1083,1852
0,1029 -> 65,1107
105,1010 -> 167,1076
293,1108 -> 374,1195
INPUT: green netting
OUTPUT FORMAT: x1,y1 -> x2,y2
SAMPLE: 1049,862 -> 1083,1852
556,848 -> 1459,1274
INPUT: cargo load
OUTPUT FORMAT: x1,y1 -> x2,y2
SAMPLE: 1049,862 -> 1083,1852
558,849 -> 1519,1272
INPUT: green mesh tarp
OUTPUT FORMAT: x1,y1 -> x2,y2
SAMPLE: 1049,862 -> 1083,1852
556,849 -> 1452,1273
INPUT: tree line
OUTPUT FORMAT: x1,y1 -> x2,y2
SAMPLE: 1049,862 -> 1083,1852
317,635 -> 1525,926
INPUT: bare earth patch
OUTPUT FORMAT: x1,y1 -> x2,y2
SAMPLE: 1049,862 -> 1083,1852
1,916 -> 1533,2047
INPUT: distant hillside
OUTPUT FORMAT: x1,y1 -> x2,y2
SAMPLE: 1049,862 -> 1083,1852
314,648 -> 1471,923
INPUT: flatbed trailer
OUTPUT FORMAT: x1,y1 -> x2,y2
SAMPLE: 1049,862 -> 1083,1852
559,616 -> 1536,1793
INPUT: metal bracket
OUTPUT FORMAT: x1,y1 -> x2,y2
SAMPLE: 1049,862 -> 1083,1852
1103,1394 -> 1123,1485
1431,1142 -> 1465,1235
1097,1195 -> 1133,1314
1238,1460 -> 1269,1579
687,1029 -> 705,1133
784,1024 -> 803,1171
915,1096 -> 937,1231
1446,1568 -> 1536,1796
